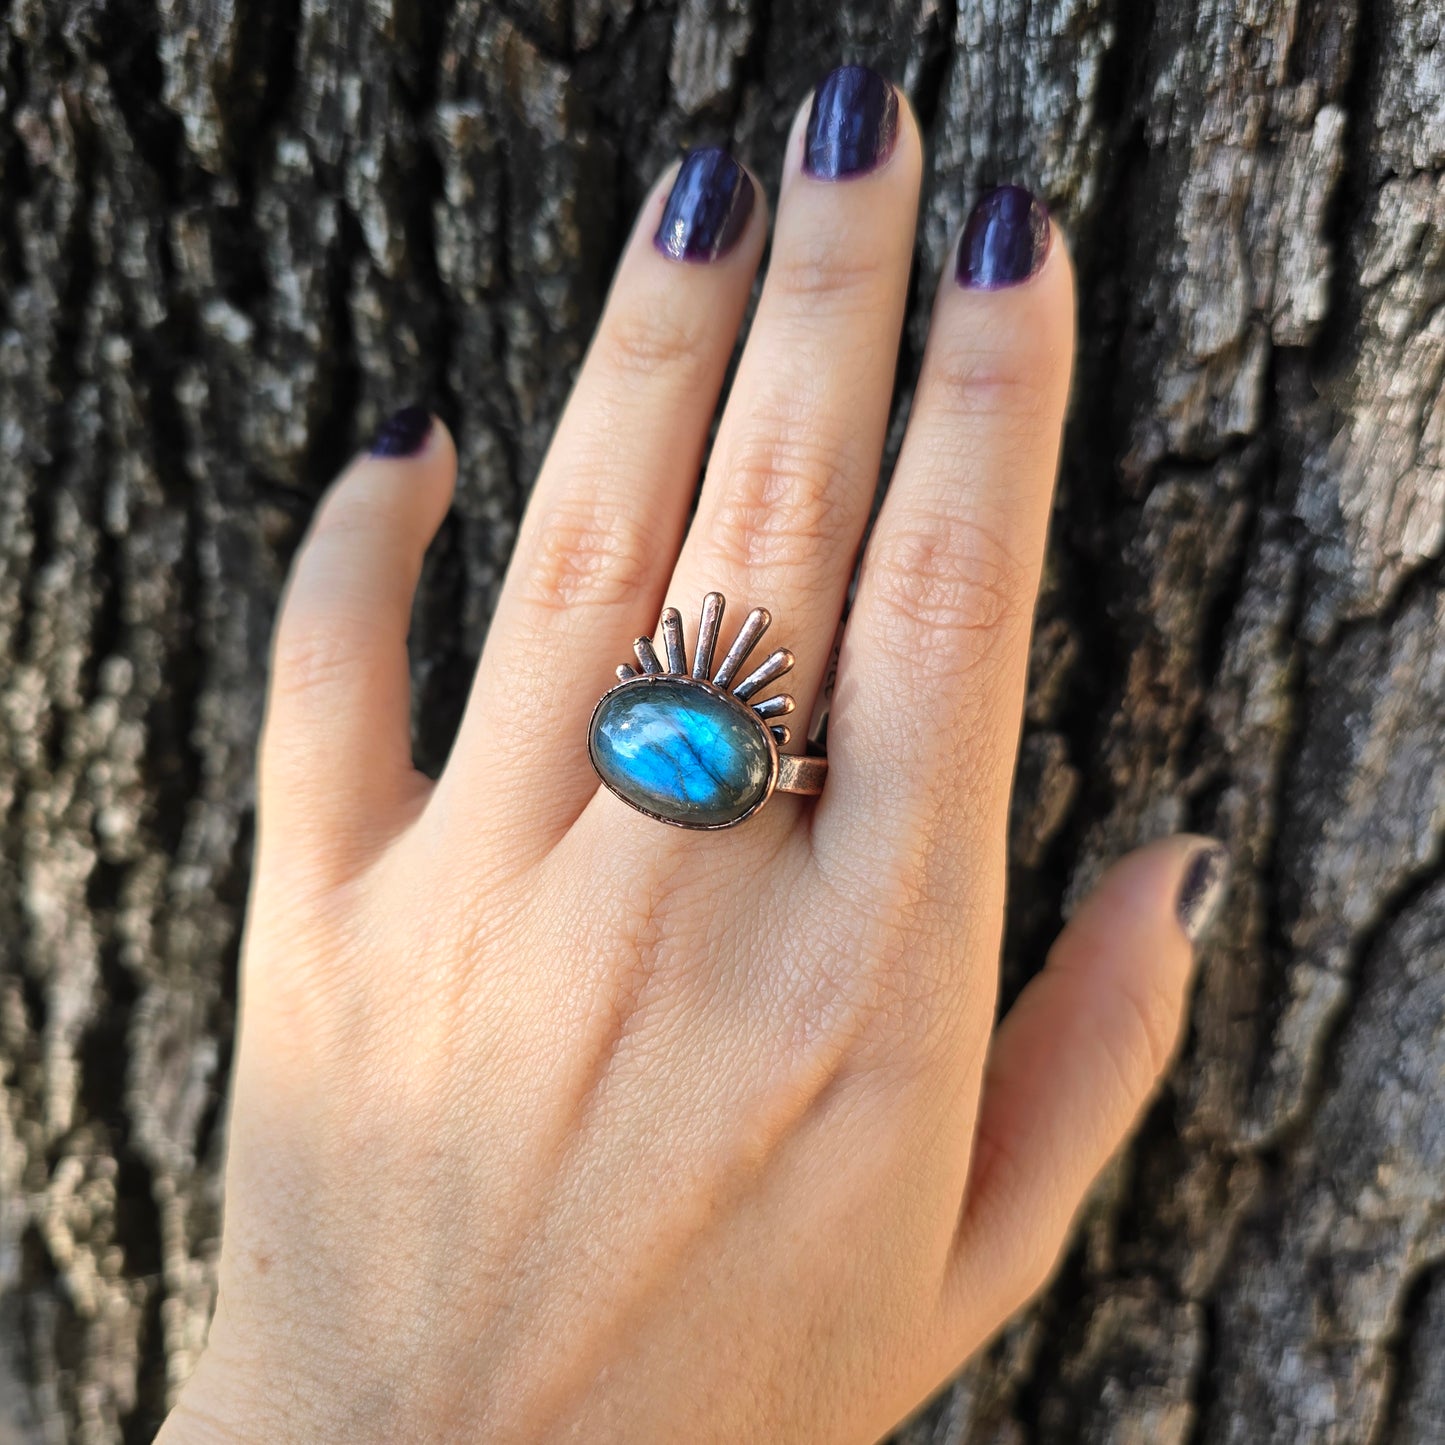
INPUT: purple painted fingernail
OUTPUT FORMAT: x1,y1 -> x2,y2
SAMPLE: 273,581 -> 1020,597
370,405 -> 433,458
654,147 -> 756,263
1176,842 -> 1230,943
956,186 -> 1052,289
803,65 -> 899,180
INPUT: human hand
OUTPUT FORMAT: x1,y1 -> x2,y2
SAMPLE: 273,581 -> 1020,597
161,66 -> 1227,1445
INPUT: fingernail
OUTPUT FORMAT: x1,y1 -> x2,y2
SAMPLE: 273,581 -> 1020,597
956,186 -> 1052,289
803,65 -> 899,180
1176,842 -> 1230,943
370,405 -> 433,458
654,147 -> 756,263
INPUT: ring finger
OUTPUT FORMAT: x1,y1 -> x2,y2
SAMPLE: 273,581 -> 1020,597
610,67 -> 923,832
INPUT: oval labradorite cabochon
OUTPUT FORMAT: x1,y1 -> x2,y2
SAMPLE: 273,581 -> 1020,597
589,677 -> 774,827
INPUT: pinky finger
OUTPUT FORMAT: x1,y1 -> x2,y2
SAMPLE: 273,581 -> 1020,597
259,408 -> 456,872
944,836 -> 1228,1323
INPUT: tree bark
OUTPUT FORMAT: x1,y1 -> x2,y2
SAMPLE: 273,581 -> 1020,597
1,1 -> 1442,1440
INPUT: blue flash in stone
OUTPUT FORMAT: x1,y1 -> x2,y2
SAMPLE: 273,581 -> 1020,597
591,679 -> 772,826
588,594 -> 798,829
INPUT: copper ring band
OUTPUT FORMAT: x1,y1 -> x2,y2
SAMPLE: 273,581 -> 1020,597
775,754 -> 828,796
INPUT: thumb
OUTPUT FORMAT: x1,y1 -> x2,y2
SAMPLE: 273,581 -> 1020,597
947,835 -> 1228,1318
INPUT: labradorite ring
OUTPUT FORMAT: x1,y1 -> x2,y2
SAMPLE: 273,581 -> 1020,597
587,591 -> 829,830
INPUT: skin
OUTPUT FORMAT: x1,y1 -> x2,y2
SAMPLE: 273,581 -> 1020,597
160,87 -> 1213,1444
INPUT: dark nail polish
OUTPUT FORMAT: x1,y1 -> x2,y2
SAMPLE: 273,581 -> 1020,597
955,186 -> 1052,289
370,405 -> 433,458
1176,842 -> 1229,943
804,65 -> 899,180
654,147 -> 756,263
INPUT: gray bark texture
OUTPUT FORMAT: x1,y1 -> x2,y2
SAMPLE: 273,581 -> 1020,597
1,0 -> 1442,1440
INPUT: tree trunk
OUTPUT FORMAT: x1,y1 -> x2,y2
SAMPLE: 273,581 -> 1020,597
2,0 -> 1442,1440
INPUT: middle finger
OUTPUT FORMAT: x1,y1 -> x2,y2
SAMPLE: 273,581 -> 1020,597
657,67 -> 922,774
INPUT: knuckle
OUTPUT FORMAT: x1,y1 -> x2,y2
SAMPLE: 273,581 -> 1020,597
1051,944 -> 1183,1105
598,301 -> 710,382
310,490 -> 402,543
932,330 -> 1057,422
1107,972 -> 1184,1087
269,610 -> 367,706
862,511 -> 1033,666
520,496 -> 654,613
771,232 -> 889,309
705,424 -> 858,581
